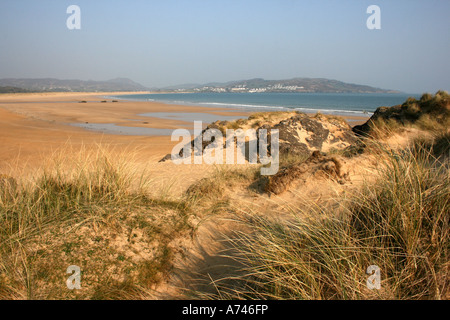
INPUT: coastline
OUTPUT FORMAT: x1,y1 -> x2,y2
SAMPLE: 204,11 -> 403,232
108,92 -> 378,119
0,91 -> 369,171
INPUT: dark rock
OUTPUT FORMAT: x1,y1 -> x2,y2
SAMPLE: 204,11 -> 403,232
158,154 -> 172,163
159,123 -> 224,162
273,114 -> 330,155
267,113 -> 357,156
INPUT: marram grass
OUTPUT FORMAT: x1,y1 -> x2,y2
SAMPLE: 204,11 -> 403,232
210,135 -> 449,300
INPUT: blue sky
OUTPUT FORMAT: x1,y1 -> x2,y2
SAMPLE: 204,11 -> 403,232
0,0 -> 449,93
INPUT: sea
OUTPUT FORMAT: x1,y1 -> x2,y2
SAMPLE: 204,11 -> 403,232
109,92 -> 421,118
74,92 -> 420,136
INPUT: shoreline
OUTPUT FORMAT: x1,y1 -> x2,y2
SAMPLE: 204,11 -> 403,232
0,92 -> 250,170
0,92 -> 369,170
108,92 -> 375,119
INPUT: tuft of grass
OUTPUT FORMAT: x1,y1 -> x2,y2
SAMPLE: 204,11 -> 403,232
248,111 -> 298,122
226,120 -> 245,130
312,112 -> 349,126
366,91 -> 450,139
367,118 -> 406,139
184,165 -> 263,220
409,131 -> 450,161
186,165 -> 259,202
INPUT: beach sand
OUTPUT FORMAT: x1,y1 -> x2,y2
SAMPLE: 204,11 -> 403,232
0,92 -> 251,195
0,92 -> 368,194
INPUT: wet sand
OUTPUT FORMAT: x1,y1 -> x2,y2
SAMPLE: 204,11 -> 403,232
0,92 -> 252,192
0,92 -> 368,174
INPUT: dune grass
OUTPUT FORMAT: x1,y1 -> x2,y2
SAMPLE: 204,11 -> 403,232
211,133 -> 449,300
367,91 -> 450,139
0,146 -> 195,299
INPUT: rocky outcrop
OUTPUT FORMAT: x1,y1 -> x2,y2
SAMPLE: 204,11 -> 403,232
272,113 -> 357,156
159,112 -> 358,162
159,122 -> 224,162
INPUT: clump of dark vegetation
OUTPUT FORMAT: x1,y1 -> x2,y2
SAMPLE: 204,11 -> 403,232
0,86 -> 34,93
353,91 -> 450,137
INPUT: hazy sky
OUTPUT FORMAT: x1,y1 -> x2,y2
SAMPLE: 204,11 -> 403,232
1,0 -> 449,93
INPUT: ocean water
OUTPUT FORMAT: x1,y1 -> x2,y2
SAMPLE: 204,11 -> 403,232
71,122 -> 176,136
85,92 -> 421,136
137,112 -> 241,123
111,92 -> 420,118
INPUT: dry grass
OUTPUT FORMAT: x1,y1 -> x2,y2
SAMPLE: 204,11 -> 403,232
185,165 -> 260,207
207,133 -> 449,300
312,112 -> 349,126
0,146 -> 195,299
366,91 -> 450,139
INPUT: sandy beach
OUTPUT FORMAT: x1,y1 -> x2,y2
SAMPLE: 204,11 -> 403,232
0,92 -> 368,166
0,93 -> 244,158
0,92 -> 262,196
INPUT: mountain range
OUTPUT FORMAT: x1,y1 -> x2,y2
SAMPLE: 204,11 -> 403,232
0,78 -> 148,92
164,78 -> 400,93
0,77 -> 400,94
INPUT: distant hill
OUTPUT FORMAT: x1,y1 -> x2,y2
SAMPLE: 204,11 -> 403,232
162,77 -> 400,93
0,86 -> 33,93
0,77 -> 400,94
161,83 -> 202,90
0,78 -> 149,93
